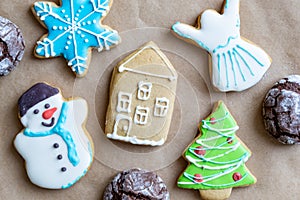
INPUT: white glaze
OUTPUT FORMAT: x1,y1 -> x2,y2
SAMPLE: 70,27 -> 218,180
172,0 -> 271,92
14,95 -> 93,189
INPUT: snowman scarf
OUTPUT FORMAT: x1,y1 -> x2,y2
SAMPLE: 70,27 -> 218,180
24,102 -> 80,167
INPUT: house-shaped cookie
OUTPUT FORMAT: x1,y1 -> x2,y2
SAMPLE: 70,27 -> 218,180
105,41 -> 178,146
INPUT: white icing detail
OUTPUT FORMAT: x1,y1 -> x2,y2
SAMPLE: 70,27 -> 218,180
33,0 -> 120,75
118,45 -> 177,81
36,38 -> 55,58
134,106 -> 150,125
84,39 -> 89,43
154,97 -> 169,117
15,95 -> 93,189
137,81 -> 152,101
172,0 -> 271,92
107,113 -> 164,146
53,26 -> 57,30
65,46 -> 69,50
106,133 -> 165,146
116,92 -> 132,113
109,114 -> 132,137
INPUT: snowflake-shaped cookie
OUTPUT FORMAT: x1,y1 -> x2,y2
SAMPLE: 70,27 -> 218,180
32,0 -> 121,77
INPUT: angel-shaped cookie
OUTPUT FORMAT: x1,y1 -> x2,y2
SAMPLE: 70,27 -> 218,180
172,0 -> 271,92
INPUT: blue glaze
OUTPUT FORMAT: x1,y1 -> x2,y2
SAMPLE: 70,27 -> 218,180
232,49 -> 246,82
217,54 -> 221,85
24,102 -> 80,167
228,51 -> 237,86
223,53 -> 230,88
236,45 -> 264,67
33,0 -> 121,75
212,35 -> 239,53
61,142 -> 93,189
172,22 -> 210,52
233,47 -> 254,76
61,168 -> 88,189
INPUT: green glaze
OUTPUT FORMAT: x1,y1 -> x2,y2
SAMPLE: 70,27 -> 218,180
177,101 -> 256,190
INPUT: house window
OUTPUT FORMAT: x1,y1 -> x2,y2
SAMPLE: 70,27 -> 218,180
154,97 -> 169,117
116,92 -> 132,113
134,106 -> 150,125
137,81 -> 152,101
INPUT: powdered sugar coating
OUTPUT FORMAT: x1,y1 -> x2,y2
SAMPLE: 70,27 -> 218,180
103,168 -> 170,200
263,75 -> 300,144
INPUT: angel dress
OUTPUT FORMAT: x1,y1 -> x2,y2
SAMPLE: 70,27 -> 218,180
172,0 -> 272,92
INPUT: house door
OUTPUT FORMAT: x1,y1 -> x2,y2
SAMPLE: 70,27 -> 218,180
112,114 -> 132,137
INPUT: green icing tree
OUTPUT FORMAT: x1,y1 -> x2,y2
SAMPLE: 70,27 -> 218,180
177,101 -> 256,199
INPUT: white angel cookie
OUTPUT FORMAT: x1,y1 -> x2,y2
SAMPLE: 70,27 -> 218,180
172,0 -> 272,92
14,83 -> 94,189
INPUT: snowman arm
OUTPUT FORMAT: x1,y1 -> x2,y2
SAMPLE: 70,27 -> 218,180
14,132 -> 30,160
172,22 -> 210,51
69,98 -> 88,125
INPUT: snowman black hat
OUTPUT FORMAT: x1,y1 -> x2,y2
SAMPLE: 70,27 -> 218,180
18,83 -> 59,117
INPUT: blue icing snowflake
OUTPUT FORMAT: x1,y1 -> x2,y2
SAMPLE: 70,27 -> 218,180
33,0 -> 121,76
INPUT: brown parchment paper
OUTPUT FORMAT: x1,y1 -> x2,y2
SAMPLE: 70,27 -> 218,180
0,0 -> 299,199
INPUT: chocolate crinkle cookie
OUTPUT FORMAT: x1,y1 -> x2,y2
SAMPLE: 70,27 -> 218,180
103,168 -> 170,200
0,16 -> 25,76
262,75 -> 300,144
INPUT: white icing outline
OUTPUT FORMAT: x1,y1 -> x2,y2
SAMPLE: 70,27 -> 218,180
109,114 -> 132,137
154,97 -> 169,117
118,44 -> 177,81
134,106 -> 150,125
137,81 -> 152,101
116,91 -> 132,113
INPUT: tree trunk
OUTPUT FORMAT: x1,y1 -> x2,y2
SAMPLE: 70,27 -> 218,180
199,188 -> 232,200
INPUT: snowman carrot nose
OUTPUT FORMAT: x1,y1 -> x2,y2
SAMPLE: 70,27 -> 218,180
42,107 -> 57,120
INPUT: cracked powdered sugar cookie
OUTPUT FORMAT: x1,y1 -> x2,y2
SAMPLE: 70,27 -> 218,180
103,168 -> 170,200
0,16 -> 25,76
262,75 -> 300,144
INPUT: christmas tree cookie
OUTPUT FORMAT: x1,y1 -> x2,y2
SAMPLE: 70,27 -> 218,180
177,101 -> 256,200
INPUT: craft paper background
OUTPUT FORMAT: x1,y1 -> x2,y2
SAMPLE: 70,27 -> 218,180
0,0 -> 299,199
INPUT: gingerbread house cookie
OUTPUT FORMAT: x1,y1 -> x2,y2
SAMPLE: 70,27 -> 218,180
105,41 -> 177,146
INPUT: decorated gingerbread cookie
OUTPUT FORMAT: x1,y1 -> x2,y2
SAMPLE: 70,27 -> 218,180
172,0 -> 272,92
14,83 -> 94,189
103,168 -> 170,200
177,101 -> 256,200
105,41 -> 177,146
32,0 -> 121,77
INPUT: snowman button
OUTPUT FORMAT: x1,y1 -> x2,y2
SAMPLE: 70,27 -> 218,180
61,167 -> 67,172
57,155 -> 63,160
53,143 -> 59,148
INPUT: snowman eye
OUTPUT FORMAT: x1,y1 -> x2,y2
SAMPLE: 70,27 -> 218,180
33,109 -> 39,114
45,103 -> 50,109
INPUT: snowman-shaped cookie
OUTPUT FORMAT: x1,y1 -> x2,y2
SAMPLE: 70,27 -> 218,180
14,83 -> 94,189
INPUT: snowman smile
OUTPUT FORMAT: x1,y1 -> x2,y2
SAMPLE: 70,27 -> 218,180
41,117 -> 55,127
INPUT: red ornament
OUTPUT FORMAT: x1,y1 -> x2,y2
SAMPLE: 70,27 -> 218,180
210,117 -> 217,124
227,137 -> 233,144
194,174 -> 203,183
194,146 -> 206,156
233,172 -> 242,181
